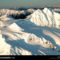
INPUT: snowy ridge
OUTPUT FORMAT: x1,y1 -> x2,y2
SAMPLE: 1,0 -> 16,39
30,8 -> 60,28
0,8 -> 60,55
0,9 -> 19,15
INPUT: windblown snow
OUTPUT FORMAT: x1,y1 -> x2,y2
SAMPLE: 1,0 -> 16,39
0,8 -> 60,55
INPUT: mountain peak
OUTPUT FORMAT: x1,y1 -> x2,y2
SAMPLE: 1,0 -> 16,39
30,8 -> 60,28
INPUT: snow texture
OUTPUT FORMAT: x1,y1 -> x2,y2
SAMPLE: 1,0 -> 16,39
0,8 -> 60,55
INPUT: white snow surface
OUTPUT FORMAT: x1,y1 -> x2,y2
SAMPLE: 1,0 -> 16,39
0,8 -> 60,55
30,8 -> 60,28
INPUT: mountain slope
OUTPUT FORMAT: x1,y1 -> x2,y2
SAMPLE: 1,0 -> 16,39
0,8 -> 60,55
30,8 -> 60,28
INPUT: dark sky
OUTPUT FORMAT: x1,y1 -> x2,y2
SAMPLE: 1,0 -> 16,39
0,0 -> 60,8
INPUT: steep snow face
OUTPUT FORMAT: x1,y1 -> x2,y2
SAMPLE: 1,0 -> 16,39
0,31 -> 11,55
30,8 -> 60,28
54,12 -> 60,28
30,9 -> 48,26
7,23 -> 24,33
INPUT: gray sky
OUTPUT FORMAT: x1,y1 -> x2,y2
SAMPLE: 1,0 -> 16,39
0,0 -> 60,8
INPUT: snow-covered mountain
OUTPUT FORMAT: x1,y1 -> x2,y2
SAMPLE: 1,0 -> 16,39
30,8 -> 60,28
0,8 -> 60,55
